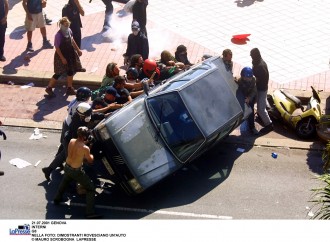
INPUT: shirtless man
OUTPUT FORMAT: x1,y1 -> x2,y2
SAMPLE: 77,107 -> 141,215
53,126 -> 102,219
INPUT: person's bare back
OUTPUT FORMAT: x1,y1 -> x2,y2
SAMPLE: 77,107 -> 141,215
66,130 -> 93,169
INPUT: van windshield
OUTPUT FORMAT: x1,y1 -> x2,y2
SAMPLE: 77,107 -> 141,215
146,92 -> 204,162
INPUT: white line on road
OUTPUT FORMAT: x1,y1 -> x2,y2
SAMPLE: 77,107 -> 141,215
67,202 -> 232,220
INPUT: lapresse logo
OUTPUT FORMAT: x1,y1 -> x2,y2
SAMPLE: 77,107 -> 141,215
9,224 -> 31,235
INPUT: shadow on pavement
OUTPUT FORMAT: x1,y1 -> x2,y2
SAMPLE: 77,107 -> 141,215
9,0 -> 21,10
100,141 -> 253,219
9,26 -> 26,40
39,141 -> 253,219
81,32 -> 105,52
306,149 -> 324,175
2,49 -> 42,74
33,92 -> 70,122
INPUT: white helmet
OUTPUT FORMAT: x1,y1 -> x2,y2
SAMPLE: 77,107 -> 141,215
76,103 -> 92,117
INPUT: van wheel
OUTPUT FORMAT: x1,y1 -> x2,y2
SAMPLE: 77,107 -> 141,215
295,118 -> 316,139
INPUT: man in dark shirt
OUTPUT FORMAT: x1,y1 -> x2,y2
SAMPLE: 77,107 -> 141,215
123,21 -> 149,65
113,75 -> 132,104
92,87 -> 123,114
250,47 -> 273,134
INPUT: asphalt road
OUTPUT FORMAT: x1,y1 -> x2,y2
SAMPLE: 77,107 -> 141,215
0,126 -> 325,220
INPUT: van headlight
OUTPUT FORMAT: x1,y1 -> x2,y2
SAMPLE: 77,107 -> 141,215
128,178 -> 144,193
98,126 -> 111,141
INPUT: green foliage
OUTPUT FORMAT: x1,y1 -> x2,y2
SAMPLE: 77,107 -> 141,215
309,173 -> 330,219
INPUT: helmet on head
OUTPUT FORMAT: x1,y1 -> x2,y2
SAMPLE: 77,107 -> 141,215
126,67 -> 139,79
142,59 -> 158,77
76,87 -> 92,101
240,67 -> 253,78
76,103 -> 92,117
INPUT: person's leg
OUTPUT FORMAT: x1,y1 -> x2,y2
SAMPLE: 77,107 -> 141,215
26,31 -> 33,51
25,13 -> 36,51
248,99 -> 258,134
45,74 -> 60,97
43,9 -> 52,25
74,169 -> 97,216
40,26 -> 53,48
42,149 -> 66,181
69,22 -> 81,48
257,91 -> 272,126
102,0 -> 113,30
257,90 -> 274,134
0,24 -> 7,60
66,75 -> 76,95
54,168 -> 73,204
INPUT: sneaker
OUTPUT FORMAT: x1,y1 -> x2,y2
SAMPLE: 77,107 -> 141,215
66,87 -> 77,96
85,213 -> 103,219
44,15 -> 52,25
45,87 -> 56,97
42,167 -> 51,182
259,123 -> 274,135
26,42 -> 34,52
42,40 -> 54,49
0,56 -> 6,62
76,68 -> 86,72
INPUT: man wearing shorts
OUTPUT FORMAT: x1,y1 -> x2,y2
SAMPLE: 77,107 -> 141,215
22,0 -> 53,52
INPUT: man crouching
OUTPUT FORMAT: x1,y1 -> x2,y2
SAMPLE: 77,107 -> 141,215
53,126 -> 102,219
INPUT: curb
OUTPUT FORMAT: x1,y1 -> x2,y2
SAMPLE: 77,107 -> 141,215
0,68 -> 103,88
225,135 -> 325,151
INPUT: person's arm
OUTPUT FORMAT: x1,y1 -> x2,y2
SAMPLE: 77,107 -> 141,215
92,103 -> 123,113
83,146 -> 94,164
73,0 -> 84,16
22,0 -> 33,21
126,95 -> 133,103
124,82 -> 142,90
70,33 -> 82,56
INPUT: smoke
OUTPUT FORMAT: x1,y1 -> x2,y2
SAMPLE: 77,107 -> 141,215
148,27 -> 172,61
101,11 -> 131,48
100,10 -> 174,61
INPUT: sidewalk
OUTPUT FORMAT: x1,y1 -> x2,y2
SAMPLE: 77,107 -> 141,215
0,0 -> 329,149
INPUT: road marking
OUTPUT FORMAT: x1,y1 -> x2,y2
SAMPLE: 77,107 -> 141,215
68,202 -> 232,220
